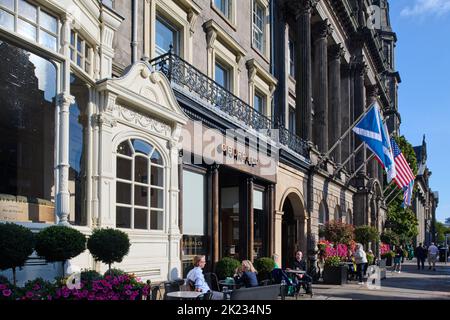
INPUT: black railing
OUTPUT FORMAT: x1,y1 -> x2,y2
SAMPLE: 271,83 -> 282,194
150,52 -> 309,158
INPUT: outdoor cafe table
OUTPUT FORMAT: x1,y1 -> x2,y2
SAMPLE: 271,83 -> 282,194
166,291 -> 203,300
218,280 -> 242,290
285,269 -> 306,276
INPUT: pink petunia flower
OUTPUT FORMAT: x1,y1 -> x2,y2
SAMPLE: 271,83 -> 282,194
2,289 -> 12,297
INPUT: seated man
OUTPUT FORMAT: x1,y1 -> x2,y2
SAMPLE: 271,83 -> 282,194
288,250 -> 312,294
186,255 -> 223,300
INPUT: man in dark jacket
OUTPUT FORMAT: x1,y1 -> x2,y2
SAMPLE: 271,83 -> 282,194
289,251 -> 312,294
415,243 -> 426,270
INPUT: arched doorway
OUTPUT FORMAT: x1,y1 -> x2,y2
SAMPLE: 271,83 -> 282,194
334,205 -> 342,222
281,192 -> 306,268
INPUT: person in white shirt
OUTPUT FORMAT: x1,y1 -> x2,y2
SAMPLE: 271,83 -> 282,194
354,243 -> 368,285
186,255 -> 224,300
427,242 -> 439,271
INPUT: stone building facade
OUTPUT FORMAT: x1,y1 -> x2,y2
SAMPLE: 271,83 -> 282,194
413,136 -> 439,246
0,0 -> 404,284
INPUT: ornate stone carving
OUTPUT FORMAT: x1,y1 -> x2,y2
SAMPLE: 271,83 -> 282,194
291,0 -> 318,17
116,105 -> 171,136
312,19 -> 333,39
94,114 -> 117,128
56,93 -> 75,108
328,44 -> 345,61
105,93 -> 118,113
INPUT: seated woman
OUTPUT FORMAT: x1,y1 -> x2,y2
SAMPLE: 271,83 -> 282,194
186,255 -> 223,300
234,260 -> 259,288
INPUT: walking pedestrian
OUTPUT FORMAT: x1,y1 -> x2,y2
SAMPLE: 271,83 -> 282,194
354,243 -> 368,285
392,245 -> 404,273
414,242 -> 426,270
427,242 -> 439,271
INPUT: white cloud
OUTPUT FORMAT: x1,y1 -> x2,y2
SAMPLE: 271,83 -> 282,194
401,0 -> 450,17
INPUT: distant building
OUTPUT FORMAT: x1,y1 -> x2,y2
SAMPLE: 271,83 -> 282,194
413,136 -> 439,245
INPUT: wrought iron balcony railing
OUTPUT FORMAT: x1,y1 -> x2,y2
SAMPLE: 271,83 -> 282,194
150,52 -> 309,159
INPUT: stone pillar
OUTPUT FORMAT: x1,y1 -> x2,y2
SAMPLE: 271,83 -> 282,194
211,165 -> 220,264
328,44 -> 344,163
267,184 -> 275,256
353,60 -> 367,176
312,20 -> 331,153
247,178 -> 254,261
294,0 -> 315,142
56,94 -> 75,226
341,63 -> 351,171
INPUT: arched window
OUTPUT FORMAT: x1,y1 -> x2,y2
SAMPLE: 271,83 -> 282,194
318,201 -> 329,225
347,209 -> 353,225
335,205 -> 342,222
116,139 -> 165,230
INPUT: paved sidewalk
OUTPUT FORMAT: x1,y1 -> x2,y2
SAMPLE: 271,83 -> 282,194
288,260 -> 450,300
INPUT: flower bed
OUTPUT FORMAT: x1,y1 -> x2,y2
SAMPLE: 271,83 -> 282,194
0,272 -> 151,301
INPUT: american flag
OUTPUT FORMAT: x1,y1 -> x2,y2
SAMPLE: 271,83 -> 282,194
390,137 -> 415,189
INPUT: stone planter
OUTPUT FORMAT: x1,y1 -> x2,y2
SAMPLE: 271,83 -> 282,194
378,259 -> 387,280
323,264 -> 348,285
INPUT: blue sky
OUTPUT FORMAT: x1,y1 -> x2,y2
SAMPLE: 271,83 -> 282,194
389,0 -> 450,223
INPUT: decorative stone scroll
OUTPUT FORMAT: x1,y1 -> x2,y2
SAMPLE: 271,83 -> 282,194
115,105 -> 172,137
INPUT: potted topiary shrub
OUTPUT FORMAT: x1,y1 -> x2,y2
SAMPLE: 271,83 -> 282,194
322,256 -> 347,285
35,226 -> 86,277
354,225 -> 380,248
214,257 -> 240,280
253,257 -> 275,282
87,228 -> 130,275
0,223 -> 35,286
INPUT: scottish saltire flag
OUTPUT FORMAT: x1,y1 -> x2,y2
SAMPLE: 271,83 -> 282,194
402,180 -> 414,208
352,104 -> 396,182
390,138 -> 416,207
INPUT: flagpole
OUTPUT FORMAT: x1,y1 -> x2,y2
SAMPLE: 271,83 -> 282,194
317,103 -> 377,167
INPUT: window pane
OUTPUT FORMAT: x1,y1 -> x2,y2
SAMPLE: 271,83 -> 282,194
70,30 -> 75,46
151,166 -> 164,187
0,40 -> 57,223
0,0 -> 14,10
39,30 -> 57,51
151,150 -> 163,165
40,10 -> 57,34
116,206 -> 131,228
135,156 -> 148,184
156,17 -> 177,55
117,140 -> 132,156
215,62 -> 229,90
150,188 -> 163,209
116,157 -> 132,180
182,170 -> 205,235
18,0 -> 37,22
18,19 -> 37,41
76,54 -> 81,67
254,93 -> 265,114
132,139 -> 152,155
289,107 -> 296,132
0,9 -> 14,31
134,185 -> 148,207
77,36 -> 82,53
116,182 -> 131,204
150,210 -> 163,230
134,209 -> 148,230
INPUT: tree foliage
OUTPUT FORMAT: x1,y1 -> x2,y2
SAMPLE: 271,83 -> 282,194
435,222 -> 450,244
323,221 -> 355,245
385,135 -> 419,244
354,225 -> 380,247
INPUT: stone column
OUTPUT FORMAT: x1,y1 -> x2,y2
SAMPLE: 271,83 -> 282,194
341,63 -> 351,171
56,93 -> 75,226
247,178 -> 254,261
328,44 -> 344,163
211,165 -> 220,263
312,20 -> 332,153
294,0 -> 315,142
353,60 -> 367,176
267,184 -> 275,256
